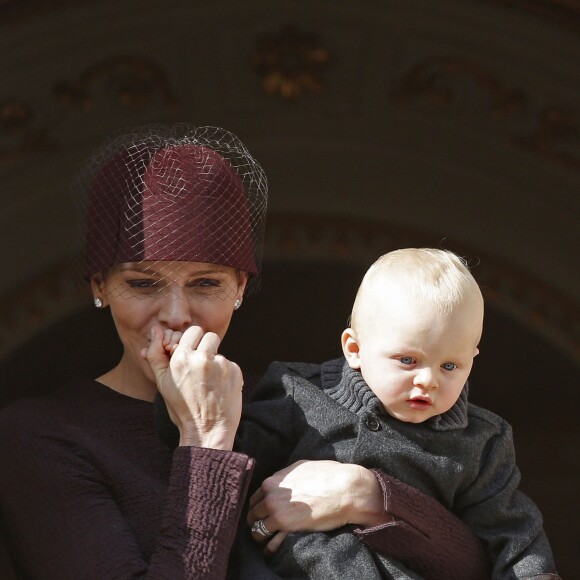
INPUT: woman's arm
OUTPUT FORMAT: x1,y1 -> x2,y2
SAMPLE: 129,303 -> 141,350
356,469 -> 491,580
248,460 -> 491,580
150,446 -> 254,578
0,401 -> 253,580
0,327 -> 251,579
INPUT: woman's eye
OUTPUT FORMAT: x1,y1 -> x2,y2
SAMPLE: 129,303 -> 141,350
188,278 -> 221,289
400,356 -> 415,365
442,362 -> 457,371
128,279 -> 158,289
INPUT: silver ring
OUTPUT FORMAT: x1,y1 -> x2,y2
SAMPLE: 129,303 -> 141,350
251,519 -> 275,538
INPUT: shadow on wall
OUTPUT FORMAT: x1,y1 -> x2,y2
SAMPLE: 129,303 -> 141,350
0,261 -> 578,576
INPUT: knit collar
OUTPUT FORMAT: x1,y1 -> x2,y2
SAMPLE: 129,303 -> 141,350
321,358 -> 468,431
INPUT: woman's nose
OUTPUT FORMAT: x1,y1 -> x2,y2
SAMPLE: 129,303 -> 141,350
413,367 -> 439,390
157,288 -> 193,330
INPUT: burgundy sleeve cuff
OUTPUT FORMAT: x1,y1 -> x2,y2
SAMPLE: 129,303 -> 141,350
353,469 -> 490,580
153,447 -> 254,579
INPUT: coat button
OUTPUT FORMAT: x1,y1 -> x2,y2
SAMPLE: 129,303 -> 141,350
365,416 -> 381,431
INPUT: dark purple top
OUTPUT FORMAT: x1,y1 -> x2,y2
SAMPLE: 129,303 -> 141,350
0,379 -> 253,579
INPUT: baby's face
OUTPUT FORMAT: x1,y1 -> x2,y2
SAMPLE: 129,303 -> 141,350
343,279 -> 483,423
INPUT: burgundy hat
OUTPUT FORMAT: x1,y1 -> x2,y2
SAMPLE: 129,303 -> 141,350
77,125 -> 267,294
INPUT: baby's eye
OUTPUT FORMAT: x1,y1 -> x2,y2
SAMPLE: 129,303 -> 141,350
442,362 -> 457,371
400,356 -> 415,365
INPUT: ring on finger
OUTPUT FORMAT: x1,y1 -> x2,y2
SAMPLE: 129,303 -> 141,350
251,519 -> 275,538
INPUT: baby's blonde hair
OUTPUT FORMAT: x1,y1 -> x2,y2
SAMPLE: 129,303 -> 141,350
350,248 -> 482,329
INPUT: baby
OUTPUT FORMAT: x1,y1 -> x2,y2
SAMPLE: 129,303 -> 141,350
237,248 -> 560,579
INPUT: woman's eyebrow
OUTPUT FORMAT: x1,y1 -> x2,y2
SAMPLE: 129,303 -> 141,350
120,264 -> 230,277
184,268 -> 229,276
120,265 -> 161,276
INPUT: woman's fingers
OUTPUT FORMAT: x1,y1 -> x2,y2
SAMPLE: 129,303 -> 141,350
175,326 -> 205,352
248,512 -> 287,553
248,520 -> 288,554
264,532 -> 288,554
143,326 -> 170,383
163,329 -> 183,353
196,331 -> 221,355
149,326 -> 221,357
250,517 -> 277,543
248,487 -> 264,515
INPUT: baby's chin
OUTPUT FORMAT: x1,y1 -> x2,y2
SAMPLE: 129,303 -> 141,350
386,407 -> 440,424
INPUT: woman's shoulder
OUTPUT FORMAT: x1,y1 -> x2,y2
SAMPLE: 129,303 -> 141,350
0,378 -> 132,439
0,378 -> 156,473
0,394 -> 63,464
0,393 -> 56,432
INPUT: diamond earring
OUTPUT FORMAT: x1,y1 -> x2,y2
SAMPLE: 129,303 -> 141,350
234,299 -> 241,310
94,298 -> 103,308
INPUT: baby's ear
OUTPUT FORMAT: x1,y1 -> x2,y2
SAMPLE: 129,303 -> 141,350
341,328 -> 362,369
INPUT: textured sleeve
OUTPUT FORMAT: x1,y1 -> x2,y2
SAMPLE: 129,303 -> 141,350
453,419 -> 559,579
353,471 -> 491,580
0,407 -> 254,580
148,446 -> 254,579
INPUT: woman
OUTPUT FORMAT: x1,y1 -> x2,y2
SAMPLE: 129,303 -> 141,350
0,125 -> 487,579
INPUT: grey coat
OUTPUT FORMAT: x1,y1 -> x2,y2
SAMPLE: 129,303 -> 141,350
236,358 -> 558,580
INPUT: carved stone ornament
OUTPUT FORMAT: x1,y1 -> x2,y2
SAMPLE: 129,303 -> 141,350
0,100 -> 54,164
53,56 -> 178,110
0,56 -> 178,167
514,107 -> 580,171
251,26 -> 330,100
393,58 -> 527,118
394,57 -> 579,171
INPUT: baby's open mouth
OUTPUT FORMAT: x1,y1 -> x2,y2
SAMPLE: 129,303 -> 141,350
407,397 -> 432,410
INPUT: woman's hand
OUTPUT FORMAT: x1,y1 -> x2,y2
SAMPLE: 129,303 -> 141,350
143,325 -> 243,450
247,460 -> 391,553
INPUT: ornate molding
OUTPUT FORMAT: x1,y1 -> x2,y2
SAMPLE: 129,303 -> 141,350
0,261 -> 90,359
0,213 -> 577,363
393,59 -> 526,118
0,56 -> 178,167
394,58 -> 579,171
514,107 -> 580,171
0,100 -> 54,164
251,26 -> 330,100
487,0 -> 580,34
1,1 -> 579,32
53,56 -> 178,110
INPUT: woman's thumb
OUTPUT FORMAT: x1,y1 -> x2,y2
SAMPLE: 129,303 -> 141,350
142,326 -> 169,384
